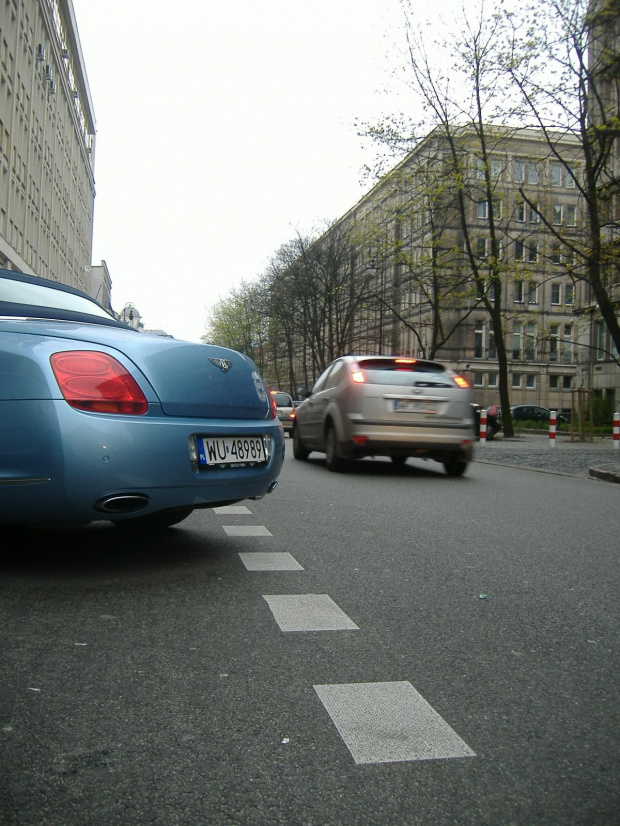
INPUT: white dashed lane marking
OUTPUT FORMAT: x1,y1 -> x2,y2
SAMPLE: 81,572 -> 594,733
239,552 -> 304,571
263,594 -> 359,631
314,681 -> 476,765
223,525 -> 272,537
217,509 -> 474,767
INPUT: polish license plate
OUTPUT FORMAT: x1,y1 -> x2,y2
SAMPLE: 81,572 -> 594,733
393,399 -> 438,414
198,436 -> 269,467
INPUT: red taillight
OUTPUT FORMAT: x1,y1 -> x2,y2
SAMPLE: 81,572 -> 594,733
268,392 -> 278,419
289,409 -> 296,420
50,351 -> 148,415
453,375 -> 470,389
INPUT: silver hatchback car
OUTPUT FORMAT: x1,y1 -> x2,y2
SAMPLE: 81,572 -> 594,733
292,356 -> 475,475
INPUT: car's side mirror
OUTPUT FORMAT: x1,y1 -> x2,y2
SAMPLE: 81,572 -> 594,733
298,386 -> 311,399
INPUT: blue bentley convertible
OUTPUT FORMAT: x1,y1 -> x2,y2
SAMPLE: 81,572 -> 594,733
0,269 -> 284,529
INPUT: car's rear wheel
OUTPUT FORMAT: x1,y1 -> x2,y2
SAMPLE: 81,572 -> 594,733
325,426 -> 347,472
113,506 -> 194,530
390,455 -> 408,466
443,456 -> 468,477
293,426 -> 310,460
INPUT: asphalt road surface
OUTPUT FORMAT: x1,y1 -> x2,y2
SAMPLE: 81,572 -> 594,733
1,443 -> 618,825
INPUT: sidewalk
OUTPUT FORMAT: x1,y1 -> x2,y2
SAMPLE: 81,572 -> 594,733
475,433 -> 620,482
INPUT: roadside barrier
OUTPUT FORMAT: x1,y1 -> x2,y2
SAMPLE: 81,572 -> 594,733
479,408 -> 487,445
549,411 -> 557,447
614,412 -> 619,450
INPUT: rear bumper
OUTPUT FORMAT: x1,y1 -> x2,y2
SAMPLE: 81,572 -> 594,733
344,420 -> 474,460
0,400 -> 285,526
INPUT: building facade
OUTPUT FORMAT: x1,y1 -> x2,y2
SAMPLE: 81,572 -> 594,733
288,123 -> 619,417
0,0 -> 105,302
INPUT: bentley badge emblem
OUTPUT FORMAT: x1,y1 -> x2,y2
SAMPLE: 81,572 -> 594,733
209,358 -> 232,373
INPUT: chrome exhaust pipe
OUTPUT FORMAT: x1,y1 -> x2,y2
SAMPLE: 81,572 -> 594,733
94,494 -> 150,514
267,480 -> 278,494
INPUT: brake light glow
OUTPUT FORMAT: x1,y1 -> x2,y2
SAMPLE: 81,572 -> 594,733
453,375 -> 470,389
351,370 -> 365,383
268,392 -> 278,419
50,351 -> 148,415
395,358 -> 417,364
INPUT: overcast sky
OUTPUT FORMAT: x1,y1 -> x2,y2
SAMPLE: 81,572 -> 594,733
71,0 -> 466,342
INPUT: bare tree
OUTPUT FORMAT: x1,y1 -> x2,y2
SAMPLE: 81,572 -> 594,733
364,1 -> 523,434
503,0 -> 620,360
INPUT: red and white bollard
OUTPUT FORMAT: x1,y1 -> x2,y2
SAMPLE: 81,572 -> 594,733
613,412 -> 619,450
480,408 -> 487,445
549,410 -> 557,448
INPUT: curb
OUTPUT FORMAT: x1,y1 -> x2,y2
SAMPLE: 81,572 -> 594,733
589,467 -> 620,484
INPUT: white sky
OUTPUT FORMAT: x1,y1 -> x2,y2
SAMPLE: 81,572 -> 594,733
71,0 -> 467,342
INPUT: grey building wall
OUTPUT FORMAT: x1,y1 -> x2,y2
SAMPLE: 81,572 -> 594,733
0,0 -> 104,303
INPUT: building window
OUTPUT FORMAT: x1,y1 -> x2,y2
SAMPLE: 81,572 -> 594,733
549,375 -> 559,390
553,204 -> 563,225
565,170 -> 576,188
551,163 -> 563,187
566,205 -> 576,226
529,205 -> 540,223
528,162 -> 538,184
514,159 -> 525,183
474,320 -> 484,358
551,283 -> 561,304
515,240 -> 525,262
562,375 -> 572,390
525,321 -> 536,361
513,322 -> 522,359
514,280 -> 525,302
527,281 -> 538,303
549,324 -> 559,362
515,202 -> 525,222
596,320 -> 606,360
490,159 -> 502,180
488,329 -> 497,359
477,200 -> 488,219
512,373 -> 522,389
528,242 -> 539,263
473,372 -> 484,387
488,372 -> 498,388
565,283 -> 574,305
476,158 -> 485,179
561,324 -> 573,364
526,374 -> 536,389
477,237 -> 487,258
551,242 -> 562,264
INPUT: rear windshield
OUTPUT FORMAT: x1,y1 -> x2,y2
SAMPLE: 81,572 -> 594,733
271,392 -> 293,406
0,277 -> 113,319
358,359 -> 453,387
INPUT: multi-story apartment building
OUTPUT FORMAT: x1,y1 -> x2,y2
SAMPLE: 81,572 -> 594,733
317,126 -> 590,414
0,0 -> 106,305
584,0 -> 620,410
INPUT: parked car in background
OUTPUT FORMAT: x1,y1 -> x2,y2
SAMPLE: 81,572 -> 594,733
293,355 -> 475,475
485,404 -> 569,439
270,390 -> 295,435
0,269 -> 284,529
